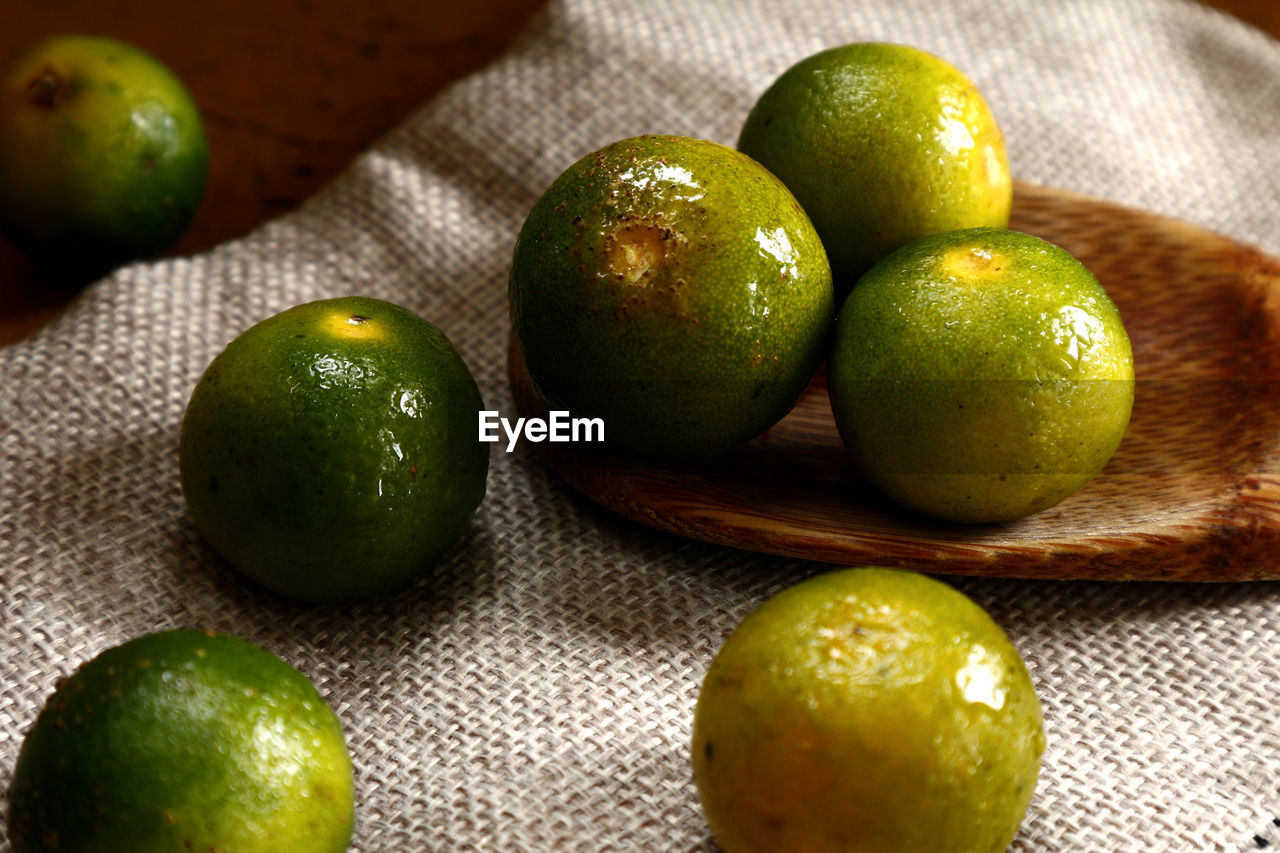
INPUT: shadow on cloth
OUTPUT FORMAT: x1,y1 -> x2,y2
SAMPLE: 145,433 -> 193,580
39,422 -> 501,671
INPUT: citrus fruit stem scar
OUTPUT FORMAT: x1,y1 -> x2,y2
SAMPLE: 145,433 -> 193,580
28,67 -> 68,108
607,223 -> 669,282
943,245 -> 1007,280
319,310 -> 384,341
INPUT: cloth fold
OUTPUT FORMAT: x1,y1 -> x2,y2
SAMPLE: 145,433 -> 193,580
3,0 -> 1280,849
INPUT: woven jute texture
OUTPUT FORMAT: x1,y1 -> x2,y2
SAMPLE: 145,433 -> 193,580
4,0 -> 1280,849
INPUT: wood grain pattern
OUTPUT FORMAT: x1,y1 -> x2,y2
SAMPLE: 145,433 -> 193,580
509,182 -> 1280,580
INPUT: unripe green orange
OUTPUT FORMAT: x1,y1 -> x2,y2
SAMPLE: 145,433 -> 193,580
828,227 -> 1134,523
739,43 -> 1011,292
180,296 -> 489,602
692,568 -> 1044,853
0,34 -> 208,277
9,629 -> 354,853
509,135 -> 833,460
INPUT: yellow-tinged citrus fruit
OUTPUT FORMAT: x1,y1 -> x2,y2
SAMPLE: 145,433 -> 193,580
179,296 -> 489,603
692,567 -> 1044,853
738,42 -> 1011,293
828,227 -> 1134,523
0,34 -> 209,278
508,134 -> 833,460
8,629 -> 354,853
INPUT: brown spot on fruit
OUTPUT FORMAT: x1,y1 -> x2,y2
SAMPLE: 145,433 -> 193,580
28,67 -> 69,108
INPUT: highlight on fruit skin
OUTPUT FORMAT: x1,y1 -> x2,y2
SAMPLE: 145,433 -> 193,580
0,33 -> 209,281
691,567 -> 1045,853
7,629 -> 355,853
827,226 -> 1135,523
508,134 -> 834,461
738,42 -> 1012,294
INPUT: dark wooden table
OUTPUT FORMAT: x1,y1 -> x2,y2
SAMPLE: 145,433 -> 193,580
1,0 -> 1275,345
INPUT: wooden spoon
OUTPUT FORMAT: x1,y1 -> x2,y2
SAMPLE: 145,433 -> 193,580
507,182 -> 1280,581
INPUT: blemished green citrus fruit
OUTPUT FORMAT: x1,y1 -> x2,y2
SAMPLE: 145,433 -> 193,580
179,296 -> 489,603
0,34 -> 209,278
828,227 -> 1134,523
509,135 -> 833,460
738,42 -> 1012,292
7,629 -> 354,853
692,567 -> 1044,853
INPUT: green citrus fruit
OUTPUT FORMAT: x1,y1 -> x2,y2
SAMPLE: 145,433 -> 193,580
0,34 -> 209,278
179,296 -> 489,603
738,42 -> 1012,292
828,227 -> 1134,523
7,629 -> 354,853
692,567 -> 1044,853
508,134 -> 833,460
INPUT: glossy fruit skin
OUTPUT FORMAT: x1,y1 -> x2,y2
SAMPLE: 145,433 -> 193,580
8,629 -> 354,853
0,34 -> 209,277
828,227 -> 1134,523
739,43 -> 1011,293
692,568 -> 1044,853
509,135 -> 833,460
179,296 -> 489,603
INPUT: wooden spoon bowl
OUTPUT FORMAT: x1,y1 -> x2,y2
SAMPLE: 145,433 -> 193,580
508,182 -> 1280,581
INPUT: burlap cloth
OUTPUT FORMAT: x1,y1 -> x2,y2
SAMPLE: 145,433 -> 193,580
3,0 -> 1280,849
